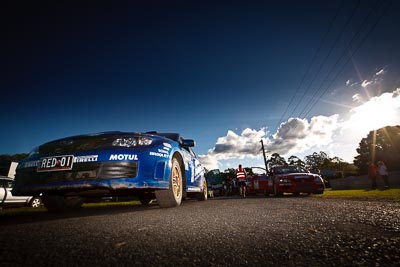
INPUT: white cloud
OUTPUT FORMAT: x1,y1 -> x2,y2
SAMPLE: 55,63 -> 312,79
375,68 -> 385,76
200,89 -> 400,170
199,115 -> 340,170
268,115 -> 340,156
333,88 -> 400,161
341,88 -> 400,133
361,80 -> 373,88
199,128 -> 268,169
352,93 -> 362,103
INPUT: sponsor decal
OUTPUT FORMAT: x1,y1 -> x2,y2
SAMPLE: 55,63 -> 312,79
158,148 -> 169,154
109,154 -> 138,161
149,151 -> 169,158
74,155 -> 98,163
24,160 -> 40,168
163,143 -> 172,150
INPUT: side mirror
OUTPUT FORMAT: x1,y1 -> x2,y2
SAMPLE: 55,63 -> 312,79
181,139 -> 195,147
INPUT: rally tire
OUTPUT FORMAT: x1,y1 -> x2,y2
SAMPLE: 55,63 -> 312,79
155,157 -> 183,208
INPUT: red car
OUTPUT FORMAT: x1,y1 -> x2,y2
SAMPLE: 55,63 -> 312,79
270,165 -> 325,196
245,167 -> 272,196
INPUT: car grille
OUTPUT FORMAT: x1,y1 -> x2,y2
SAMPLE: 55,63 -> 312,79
16,162 -> 138,184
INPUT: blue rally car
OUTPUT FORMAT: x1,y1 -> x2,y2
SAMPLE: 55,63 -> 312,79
13,131 -> 208,211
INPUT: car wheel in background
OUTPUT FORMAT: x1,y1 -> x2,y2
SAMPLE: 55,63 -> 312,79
30,197 -> 42,208
155,157 -> 182,208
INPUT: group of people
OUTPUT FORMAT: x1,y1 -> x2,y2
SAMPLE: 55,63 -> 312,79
368,161 -> 390,190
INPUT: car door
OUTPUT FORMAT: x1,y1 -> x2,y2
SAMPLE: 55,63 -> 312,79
3,180 -> 29,204
182,147 -> 203,186
189,147 -> 204,185
0,179 -> 6,204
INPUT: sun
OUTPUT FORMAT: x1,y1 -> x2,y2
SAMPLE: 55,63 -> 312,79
345,94 -> 398,135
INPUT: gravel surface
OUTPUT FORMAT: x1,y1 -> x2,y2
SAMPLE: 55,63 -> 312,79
1,196 -> 399,266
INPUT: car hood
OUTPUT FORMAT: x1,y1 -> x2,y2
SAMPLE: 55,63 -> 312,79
27,131 -> 179,157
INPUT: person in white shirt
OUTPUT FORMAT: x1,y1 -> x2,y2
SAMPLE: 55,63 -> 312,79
377,161 -> 390,189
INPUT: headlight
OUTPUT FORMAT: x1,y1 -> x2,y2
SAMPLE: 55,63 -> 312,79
279,178 -> 291,183
138,137 -> 152,146
112,137 -> 152,147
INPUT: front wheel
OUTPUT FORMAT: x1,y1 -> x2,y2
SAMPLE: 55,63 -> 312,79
155,157 -> 183,208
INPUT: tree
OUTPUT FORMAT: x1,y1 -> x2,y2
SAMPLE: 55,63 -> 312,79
354,125 -> 400,174
303,151 -> 355,179
288,155 -> 305,167
267,153 -> 287,170
304,151 -> 328,170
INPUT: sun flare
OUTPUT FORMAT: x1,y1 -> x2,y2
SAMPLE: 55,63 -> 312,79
345,91 -> 400,136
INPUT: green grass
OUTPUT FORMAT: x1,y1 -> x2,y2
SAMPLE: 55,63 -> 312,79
82,200 -> 140,207
0,206 -> 47,217
316,188 -> 400,199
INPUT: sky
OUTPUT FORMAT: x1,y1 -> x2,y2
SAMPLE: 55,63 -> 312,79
2,0 -> 400,171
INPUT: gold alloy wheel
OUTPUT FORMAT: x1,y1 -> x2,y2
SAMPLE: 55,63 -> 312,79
202,179 -> 207,198
155,157 -> 182,208
171,164 -> 181,199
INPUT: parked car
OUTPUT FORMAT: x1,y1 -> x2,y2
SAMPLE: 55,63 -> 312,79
13,131 -> 207,211
206,169 -> 224,196
0,176 -> 42,208
245,167 -> 273,196
270,165 -> 325,196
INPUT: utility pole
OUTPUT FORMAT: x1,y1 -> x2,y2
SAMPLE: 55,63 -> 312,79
260,140 -> 269,172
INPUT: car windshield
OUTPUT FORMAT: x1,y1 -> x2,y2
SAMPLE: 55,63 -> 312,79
251,167 -> 266,175
206,169 -> 221,179
274,166 -> 309,174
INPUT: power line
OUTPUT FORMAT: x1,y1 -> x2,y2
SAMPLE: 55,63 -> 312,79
288,0 -> 361,120
273,0 -> 346,131
302,0 -> 393,118
299,0 -> 381,117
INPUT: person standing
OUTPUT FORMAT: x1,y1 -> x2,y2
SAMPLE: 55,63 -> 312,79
236,164 -> 247,197
377,161 -> 390,189
368,162 -> 377,190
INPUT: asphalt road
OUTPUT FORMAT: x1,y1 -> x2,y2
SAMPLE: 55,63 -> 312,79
1,196 -> 399,267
